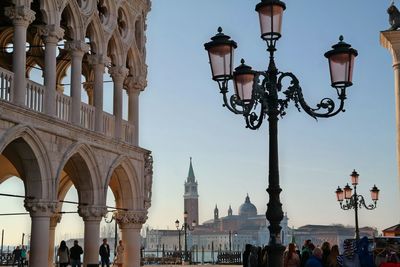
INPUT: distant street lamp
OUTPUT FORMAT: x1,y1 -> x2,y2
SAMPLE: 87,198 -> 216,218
204,0 -> 357,266
175,211 -> 196,263
228,231 -> 237,252
335,170 -> 380,240
104,211 -> 118,255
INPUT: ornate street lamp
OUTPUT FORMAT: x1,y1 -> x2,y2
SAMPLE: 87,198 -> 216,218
175,211 -> 196,263
335,170 -> 379,240
204,1 -> 357,266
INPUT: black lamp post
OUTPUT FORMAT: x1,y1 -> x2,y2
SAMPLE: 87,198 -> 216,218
204,1 -> 358,266
335,170 -> 380,240
175,211 -> 196,263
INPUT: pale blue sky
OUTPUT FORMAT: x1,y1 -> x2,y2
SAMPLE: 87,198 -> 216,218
1,0 -> 400,246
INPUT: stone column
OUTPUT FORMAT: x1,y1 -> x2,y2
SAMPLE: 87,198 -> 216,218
115,210 -> 148,267
109,66 -> 128,140
48,214 -> 62,267
65,41 -> 89,125
87,55 -> 110,133
5,6 -> 35,106
24,200 -> 57,267
83,82 -> 94,105
78,205 -> 107,266
124,77 -> 147,146
381,30 -> 400,192
40,25 -> 64,116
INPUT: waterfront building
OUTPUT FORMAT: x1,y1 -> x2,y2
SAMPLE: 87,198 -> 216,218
0,1 -> 152,266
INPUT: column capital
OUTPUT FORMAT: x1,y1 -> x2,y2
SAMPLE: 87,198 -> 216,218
109,66 -> 129,83
78,205 -> 107,221
144,152 -> 153,209
115,210 -> 148,228
5,6 -> 35,27
65,40 -> 90,56
381,30 -> 400,67
124,76 -> 147,94
87,54 -> 111,66
24,199 -> 58,217
39,25 -> 64,44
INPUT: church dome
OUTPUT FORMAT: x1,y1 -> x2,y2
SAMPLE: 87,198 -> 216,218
238,194 -> 257,217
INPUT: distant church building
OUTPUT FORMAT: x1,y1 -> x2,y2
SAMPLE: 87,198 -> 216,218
184,157 -> 199,225
144,159 -> 291,254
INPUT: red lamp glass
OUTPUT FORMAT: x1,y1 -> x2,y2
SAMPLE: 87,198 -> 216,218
204,27 -> 237,82
324,36 -> 358,88
370,185 -> 380,201
255,0 -> 286,41
233,59 -> 256,103
335,186 -> 344,202
343,184 -> 352,200
350,169 -> 359,186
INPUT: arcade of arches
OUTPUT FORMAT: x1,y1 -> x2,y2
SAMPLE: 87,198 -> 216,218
0,0 -> 152,266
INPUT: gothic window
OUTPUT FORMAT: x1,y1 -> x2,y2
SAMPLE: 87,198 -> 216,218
117,8 -> 128,38
97,0 -> 108,24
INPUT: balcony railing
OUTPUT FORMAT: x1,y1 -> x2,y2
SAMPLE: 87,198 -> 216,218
103,112 -> 115,138
0,68 -> 13,102
80,102 -> 95,130
26,80 -> 45,112
56,91 -> 71,122
0,67 -> 135,145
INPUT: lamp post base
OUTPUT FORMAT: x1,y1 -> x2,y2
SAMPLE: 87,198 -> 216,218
266,243 -> 285,267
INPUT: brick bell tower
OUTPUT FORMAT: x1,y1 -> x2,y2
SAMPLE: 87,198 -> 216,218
184,157 -> 199,224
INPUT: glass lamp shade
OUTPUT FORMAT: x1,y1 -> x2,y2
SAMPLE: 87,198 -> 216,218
324,36 -> 358,88
343,184 -> 352,200
233,59 -> 256,103
335,186 -> 344,202
255,0 -> 286,41
192,220 -> 197,227
204,27 -> 237,81
175,219 -> 180,229
370,185 -> 380,201
183,211 -> 188,218
350,169 -> 359,186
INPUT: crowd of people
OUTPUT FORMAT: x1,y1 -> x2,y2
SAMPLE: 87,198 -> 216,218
243,237 -> 398,267
55,238 -> 125,267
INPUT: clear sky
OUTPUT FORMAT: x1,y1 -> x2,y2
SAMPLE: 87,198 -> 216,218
1,0 -> 400,246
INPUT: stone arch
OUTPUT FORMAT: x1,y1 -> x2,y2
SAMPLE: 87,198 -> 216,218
85,16 -> 106,55
55,142 -> 102,206
0,27 -> 14,71
104,155 -> 141,210
37,0 -> 59,25
0,125 -> 53,200
107,32 -> 126,67
126,46 -> 142,78
60,0 -> 85,41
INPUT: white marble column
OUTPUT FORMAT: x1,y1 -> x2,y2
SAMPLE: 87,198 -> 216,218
381,30 -> 400,192
87,55 -> 109,133
5,6 -> 35,106
109,66 -> 128,139
78,205 -> 107,266
40,26 -> 64,116
65,41 -> 89,125
115,210 -> 148,267
124,77 -> 146,146
48,214 -> 62,267
24,200 -> 57,267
